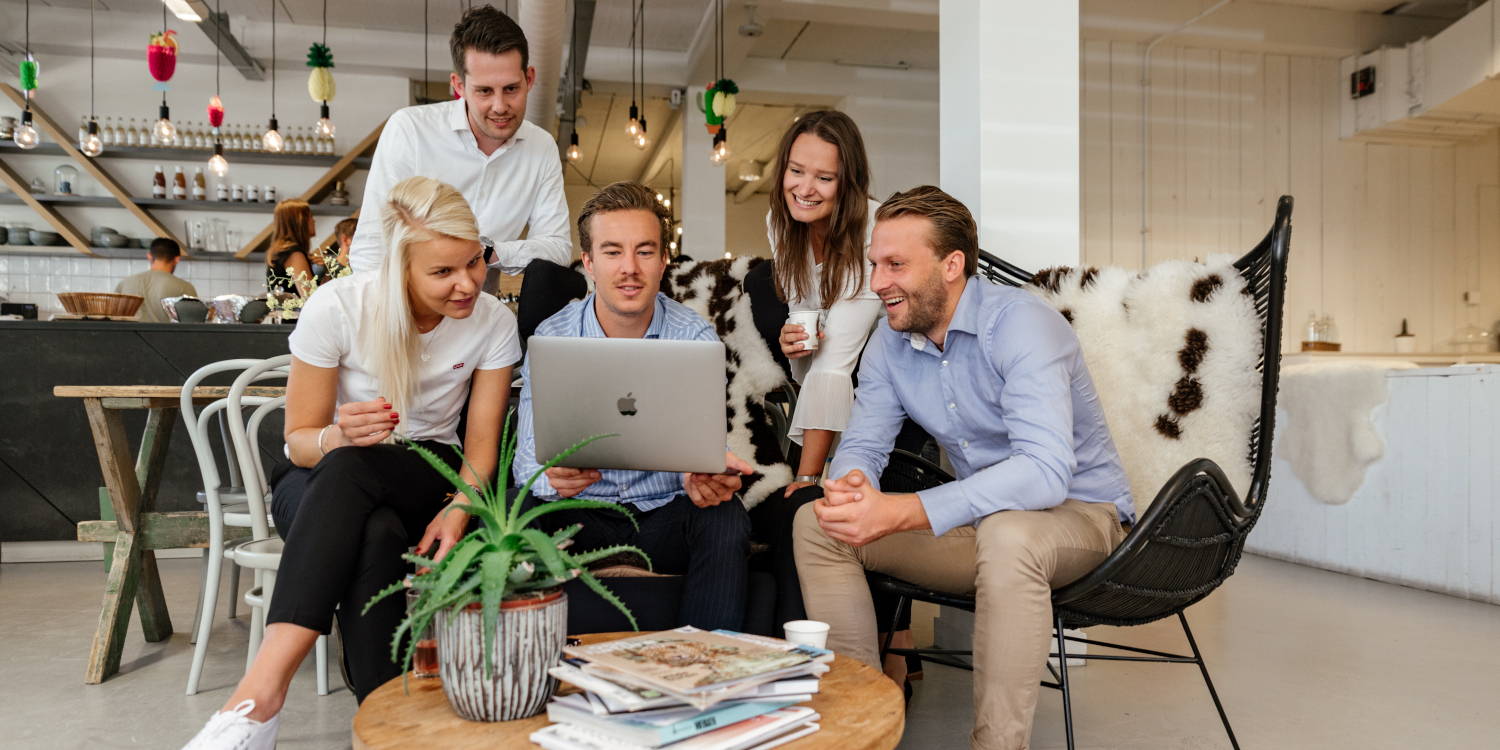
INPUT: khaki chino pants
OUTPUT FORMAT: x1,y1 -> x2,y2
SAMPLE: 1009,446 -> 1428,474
793,499 -> 1126,750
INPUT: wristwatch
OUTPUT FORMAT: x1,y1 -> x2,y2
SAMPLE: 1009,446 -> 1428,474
794,475 -> 822,484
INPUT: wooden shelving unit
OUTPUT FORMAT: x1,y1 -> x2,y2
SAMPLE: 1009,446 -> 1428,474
0,194 -> 356,215
0,83 -> 384,261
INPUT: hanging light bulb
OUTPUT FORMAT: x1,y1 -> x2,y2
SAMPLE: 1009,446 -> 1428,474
80,118 -> 104,157
710,127 -> 731,164
315,102 -> 335,138
153,103 -> 176,145
625,102 -> 640,137
635,116 -> 649,150
669,240 -> 678,251
208,141 -> 229,176
14,109 -> 40,149
662,197 -> 671,208
566,130 -> 582,162
675,226 -> 683,236
262,116 -> 284,152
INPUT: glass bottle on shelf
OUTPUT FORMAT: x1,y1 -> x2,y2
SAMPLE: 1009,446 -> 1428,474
124,118 -> 138,147
172,166 -> 187,199
192,167 -> 206,200
151,164 -> 167,199
1303,311 -> 1319,344
1321,315 -> 1339,345
76,117 -> 88,148
101,116 -> 115,146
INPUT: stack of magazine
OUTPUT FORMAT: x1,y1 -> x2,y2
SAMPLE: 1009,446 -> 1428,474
530,626 -> 833,750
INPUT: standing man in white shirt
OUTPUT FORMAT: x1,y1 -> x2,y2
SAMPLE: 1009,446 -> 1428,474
348,5 -> 571,278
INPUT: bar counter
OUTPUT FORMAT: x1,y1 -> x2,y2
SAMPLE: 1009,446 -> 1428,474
0,319 -> 290,541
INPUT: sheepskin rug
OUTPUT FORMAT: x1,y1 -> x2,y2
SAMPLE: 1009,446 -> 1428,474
661,258 -> 793,509
1027,257 -> 1262,513
1274,359 -> 1417,504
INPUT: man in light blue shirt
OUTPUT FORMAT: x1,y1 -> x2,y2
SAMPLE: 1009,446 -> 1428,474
793,186 -> 1133,749
514,181 -> 752,630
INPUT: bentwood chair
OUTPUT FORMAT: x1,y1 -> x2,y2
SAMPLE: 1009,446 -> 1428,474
223,354 -> 330,695
873,196 -> 1293,750
182,358 -> 287,695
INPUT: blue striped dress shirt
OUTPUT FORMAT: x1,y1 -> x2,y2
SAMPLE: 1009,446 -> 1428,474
514,292 -> 720,510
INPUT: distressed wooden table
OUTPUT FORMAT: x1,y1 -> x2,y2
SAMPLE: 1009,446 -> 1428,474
54,384 -> 284,684
351,631 -> 905,749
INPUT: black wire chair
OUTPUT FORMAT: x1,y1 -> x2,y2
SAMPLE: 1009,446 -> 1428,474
872,195 -> 1293,750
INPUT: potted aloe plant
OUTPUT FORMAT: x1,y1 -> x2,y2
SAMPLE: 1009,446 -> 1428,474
364,420 -> 646,721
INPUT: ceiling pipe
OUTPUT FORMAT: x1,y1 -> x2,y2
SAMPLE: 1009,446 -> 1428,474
197,9 -> 266,81
519,0 -> 566,134
556,0 -> 596,159
1138,0 -> 1233,267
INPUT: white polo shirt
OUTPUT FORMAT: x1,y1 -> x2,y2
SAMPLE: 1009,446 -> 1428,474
289,274 -> 522,445
349,98 -> 571,275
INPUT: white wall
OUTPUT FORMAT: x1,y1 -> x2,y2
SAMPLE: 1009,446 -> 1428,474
1080,40 -> 1500,354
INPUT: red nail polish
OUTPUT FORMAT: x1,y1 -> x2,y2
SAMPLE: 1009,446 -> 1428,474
390,413 -> 399,421
383,403 -> 392,410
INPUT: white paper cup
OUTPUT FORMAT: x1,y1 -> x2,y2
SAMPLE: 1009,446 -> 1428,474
787,311 -> 821,351
782,619 -> 830,649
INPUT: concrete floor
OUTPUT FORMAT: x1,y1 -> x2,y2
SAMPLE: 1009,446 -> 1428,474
1,553 -> 1497,749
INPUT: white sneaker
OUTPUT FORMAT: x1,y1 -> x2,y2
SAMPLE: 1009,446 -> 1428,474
181,699 -> 280,750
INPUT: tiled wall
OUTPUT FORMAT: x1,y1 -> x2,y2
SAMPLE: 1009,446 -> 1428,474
0,254 -> 266,318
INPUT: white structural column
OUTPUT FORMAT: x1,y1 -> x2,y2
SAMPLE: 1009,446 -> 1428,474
680,86 -> 727,257
940,0 -> 1080,271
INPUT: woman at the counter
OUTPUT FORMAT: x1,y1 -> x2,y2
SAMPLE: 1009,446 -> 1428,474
182,177 -> 520,749
265,199 -> 317,297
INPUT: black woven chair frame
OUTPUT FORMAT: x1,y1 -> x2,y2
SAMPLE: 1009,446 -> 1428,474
874,195 -> 1293,750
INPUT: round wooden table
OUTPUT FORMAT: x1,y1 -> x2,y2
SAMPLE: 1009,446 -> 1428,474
352,632 -> 905,749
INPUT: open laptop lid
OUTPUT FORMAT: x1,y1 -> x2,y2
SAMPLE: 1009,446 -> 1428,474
528,336 -> 728,474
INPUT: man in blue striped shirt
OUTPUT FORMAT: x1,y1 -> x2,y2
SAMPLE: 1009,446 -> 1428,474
514,181 -> 753,630
793,186 -> 1133,749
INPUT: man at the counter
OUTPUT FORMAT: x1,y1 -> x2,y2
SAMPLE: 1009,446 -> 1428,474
116,238 -> 197,324
347,5 -> 570,280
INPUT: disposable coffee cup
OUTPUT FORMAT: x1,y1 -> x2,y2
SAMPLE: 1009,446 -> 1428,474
787,311 -> 821,351
782,619 -> 830,649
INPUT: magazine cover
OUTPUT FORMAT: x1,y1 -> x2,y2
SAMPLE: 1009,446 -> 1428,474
565,627 -> 813,693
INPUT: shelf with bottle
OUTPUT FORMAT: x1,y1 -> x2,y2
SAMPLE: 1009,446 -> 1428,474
2,119 -> 343,166
0,193 -> 354,215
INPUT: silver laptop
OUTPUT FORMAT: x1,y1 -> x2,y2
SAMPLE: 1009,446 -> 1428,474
528,336 -> 728,474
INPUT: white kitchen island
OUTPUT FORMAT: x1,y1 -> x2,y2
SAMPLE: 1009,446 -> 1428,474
1249,363 -> 1499,604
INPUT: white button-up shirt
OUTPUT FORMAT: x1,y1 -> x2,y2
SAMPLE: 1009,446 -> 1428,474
349,98 -> 572,275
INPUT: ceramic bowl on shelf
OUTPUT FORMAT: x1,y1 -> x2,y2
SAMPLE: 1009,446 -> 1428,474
104,234 -> 131,248
29,230 -> 64,246
7,225 -> 32,245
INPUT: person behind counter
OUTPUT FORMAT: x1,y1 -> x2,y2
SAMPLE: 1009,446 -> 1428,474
115,238 -> 197,324
322,217 -> 358,279
266,199 -> 317,297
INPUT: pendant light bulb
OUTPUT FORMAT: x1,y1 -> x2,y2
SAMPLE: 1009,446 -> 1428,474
625,103 -> 640,137
315,102 -> 335,138
262,116 -> 284,153
634,117 -> 649,150
81,119 -> 104,156
566,130 -> 582,162
153,104 -> 176,144
710,129 -> 730,165
14,110 -> 40,150
208,142 -> 229,176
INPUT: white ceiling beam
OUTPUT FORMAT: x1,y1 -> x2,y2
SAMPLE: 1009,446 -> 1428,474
1079,0 -> 1451,58
757,0 -> 939,32
637,105 -> 684,184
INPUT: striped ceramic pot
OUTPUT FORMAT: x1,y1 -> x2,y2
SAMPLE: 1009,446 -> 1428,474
434,589 -> 567,722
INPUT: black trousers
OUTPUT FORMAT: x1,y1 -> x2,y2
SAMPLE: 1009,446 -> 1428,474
749,485 -> 910,638
267,441 -> 460,703
528,494 -> 752,631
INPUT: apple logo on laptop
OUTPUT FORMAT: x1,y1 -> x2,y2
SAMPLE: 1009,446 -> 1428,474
616,392 -> 638,417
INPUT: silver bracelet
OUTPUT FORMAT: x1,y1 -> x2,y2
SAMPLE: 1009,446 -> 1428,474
317,424 -> 337,456
794,475 -> 822,484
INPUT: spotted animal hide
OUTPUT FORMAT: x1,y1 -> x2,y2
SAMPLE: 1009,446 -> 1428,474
1026,257 -> 1261,513
662,258 -> 794,509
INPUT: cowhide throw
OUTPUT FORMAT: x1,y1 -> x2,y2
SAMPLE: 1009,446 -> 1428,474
661,258 -> 794,509
1027,257 -> 1261,513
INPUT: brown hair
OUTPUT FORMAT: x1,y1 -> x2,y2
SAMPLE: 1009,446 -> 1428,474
450,4 -> 529,78
148,237 -> 181,261
577,181 -> 672,256
768,110 -> 872,308
267,199 -> 313,267
875,186 -> 979,277
334,217 -> 358,240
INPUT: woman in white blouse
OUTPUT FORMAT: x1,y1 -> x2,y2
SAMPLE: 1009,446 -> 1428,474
768,110 -> 883,495
183,177 -> 521,749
